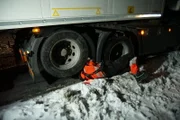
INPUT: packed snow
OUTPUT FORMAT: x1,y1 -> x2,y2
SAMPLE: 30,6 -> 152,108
1,51 -> 180,120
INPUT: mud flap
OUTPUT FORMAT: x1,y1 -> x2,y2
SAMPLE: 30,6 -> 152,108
22,36 -> 46,83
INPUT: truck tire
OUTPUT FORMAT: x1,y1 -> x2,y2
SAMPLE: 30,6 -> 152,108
40,30 -> 88,78
103,36 -> 134,76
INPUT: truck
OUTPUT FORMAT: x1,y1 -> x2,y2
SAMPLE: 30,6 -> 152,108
0,0 -> 180,83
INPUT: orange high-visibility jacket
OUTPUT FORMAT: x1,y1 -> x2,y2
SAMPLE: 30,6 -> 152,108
129,57 -> 139,75
130,64 -> 139,75
80,60 -> 105,80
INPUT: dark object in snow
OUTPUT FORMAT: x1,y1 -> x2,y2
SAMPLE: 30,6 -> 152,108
44,108 -> 48,112
65,89 -> 81,100
114,91 -> 126,102
36,100 -> 44,104
133,71 -> 149,83
105,78 -> 114,85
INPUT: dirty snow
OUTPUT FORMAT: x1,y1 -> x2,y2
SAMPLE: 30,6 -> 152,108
1,51 -> 180,120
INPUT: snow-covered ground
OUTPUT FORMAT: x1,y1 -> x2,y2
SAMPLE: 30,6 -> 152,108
1,51 -> 180,120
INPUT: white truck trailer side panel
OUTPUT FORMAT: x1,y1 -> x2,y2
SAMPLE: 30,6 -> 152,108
0,0 -> 42,21
0,0 -> 165,30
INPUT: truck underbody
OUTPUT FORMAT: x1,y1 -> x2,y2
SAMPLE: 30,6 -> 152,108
12,19 -> 179,83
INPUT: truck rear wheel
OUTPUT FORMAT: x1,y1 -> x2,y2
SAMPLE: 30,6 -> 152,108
40,30 -> 88,78
103,36 -> 134,76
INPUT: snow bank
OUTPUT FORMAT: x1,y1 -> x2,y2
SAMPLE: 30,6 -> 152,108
0,51 -> 180,120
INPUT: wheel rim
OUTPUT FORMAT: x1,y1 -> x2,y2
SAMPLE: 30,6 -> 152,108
109,41 -> 129,61
50,39 -> 80,70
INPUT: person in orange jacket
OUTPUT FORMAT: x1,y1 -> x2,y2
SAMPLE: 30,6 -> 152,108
80,55 -> 148,84
80,60 -> 105,84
